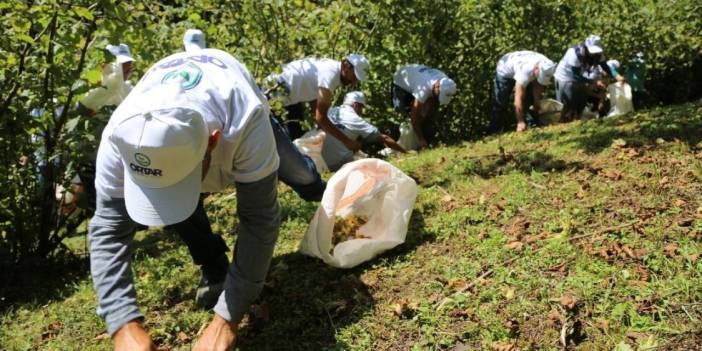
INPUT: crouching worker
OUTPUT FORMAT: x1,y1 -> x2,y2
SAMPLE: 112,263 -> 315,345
490,51 -> 556,133
392,64 -> 456,150
322,92 -> 406,171
89,48 -> 280,350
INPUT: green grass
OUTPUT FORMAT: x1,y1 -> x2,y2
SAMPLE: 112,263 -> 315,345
2,102 -> 702,350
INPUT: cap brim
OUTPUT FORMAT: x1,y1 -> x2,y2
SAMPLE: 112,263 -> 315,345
124,161 -> 202,226
587,46 -> 603,54
116,55 -> 135,64
354,67 -> 367,82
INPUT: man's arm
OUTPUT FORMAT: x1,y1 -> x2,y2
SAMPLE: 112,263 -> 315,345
89,196 -> 142,336
315,88 -> 361,152
410,99 -> 427,148
513,84 -> 527,130
379,133 -> 406,153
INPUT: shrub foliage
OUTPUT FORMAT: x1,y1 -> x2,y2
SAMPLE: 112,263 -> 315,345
1,0 -> 700,265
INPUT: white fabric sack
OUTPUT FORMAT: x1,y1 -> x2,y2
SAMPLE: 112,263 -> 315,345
607,82 -> 634,117
299,159 -> 418,268
537,99 -> 563,125
293,129 -> 329,173
397,121 -> 420,151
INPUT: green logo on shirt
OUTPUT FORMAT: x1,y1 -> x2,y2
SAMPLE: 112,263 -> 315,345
161,63 -> 203,90
134,153 -> 151,167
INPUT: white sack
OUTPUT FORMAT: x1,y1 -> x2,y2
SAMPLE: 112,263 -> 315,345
299,159 -> 418,268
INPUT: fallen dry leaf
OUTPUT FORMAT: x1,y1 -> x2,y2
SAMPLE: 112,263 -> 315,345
94,332 -> 110,341
506,217 -> 529,239
663,243 -> 678,258
176,331 -> 190,343
392,298 -> 418,318
659,176 -> 669,187
673,199 -> 687,207
505,240 -> 524,251
560,293 -> 578,310
491,341 -> 516,351
687,253 -> 700,263
449,279 -> 468,291
597,318 -> 609,332
635,265 -> 651,282
548,309 -> 564,327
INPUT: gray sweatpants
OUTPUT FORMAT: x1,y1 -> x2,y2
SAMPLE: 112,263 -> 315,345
89,172 -> 280,336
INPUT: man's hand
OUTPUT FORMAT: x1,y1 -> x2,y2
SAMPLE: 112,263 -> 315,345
516,121 -> 527,132
344,139 -> 362,153
595,80 -> 607,90
113,320 -> 155,351
193,314 -> 237,351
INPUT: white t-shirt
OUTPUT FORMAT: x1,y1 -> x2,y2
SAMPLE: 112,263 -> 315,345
496,51 -> 548,86
322,105 -> 379,170
95,48 -> 279,199
393,64 -> 447,103
279,58 -> 342,105
555,46 -> 607,83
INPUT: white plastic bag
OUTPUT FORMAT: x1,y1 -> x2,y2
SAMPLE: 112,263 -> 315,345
299,159 -> 418,268
293,129 -> 329,173
537,99 -> 563,125
607,82 -> 634,117
397,121 -> 419,151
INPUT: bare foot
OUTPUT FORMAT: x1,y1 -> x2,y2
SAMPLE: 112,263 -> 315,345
193,314 -> 237,351
113,320 -> 156,351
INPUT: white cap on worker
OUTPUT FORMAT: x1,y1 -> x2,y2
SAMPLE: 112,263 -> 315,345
343,91 -> 366,106
111,84 -> 209,226
183,29 -> 206,51
106,44 -> 135,64
438,77 -> 457,105
585,35 -> 604,54
537,59 -> 556,86
346,54 -> 369,82
607,59 -> 621,70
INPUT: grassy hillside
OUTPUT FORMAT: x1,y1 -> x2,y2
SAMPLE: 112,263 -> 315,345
2,101 -> 702,350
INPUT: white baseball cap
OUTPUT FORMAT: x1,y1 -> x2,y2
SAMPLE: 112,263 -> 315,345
607,59 -> 621,70
183,29 -> 206,51
343,91 -> 366,106
346,54 -> 369,82
537,59 -> 556,86
438,77 -> 457,105
111,85 -> 209,226
585,35 -> 604,54
106,43 -> 135,64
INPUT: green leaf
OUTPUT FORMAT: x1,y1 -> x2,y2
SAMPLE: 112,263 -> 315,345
85,69 -> 102,85
73,6 -> 94,20
64,117 -> 80,133
16,34 -> 34,43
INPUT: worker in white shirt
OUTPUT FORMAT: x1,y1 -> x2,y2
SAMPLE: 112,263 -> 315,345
89,47 -> 280,351
391,64 -> 457,149
490,51 -> 556,133
265,54 -> 370,150
322,91 -> 406,171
